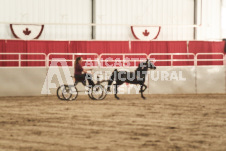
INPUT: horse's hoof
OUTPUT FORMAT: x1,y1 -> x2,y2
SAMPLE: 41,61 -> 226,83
115,97 -> 120,100
142,97 -> 146,100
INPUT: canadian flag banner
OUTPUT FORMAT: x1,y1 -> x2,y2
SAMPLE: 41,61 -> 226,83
131,26 -> 161,41
10,24 -> 44,40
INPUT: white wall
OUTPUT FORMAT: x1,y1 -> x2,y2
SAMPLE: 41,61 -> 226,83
95,0 -> 195,40
0,68 -> 47,96
196,66 -> 225,93
0,0 -> 223,40
222,0 -> 226,38
196,0 -> 222,40
0,0 -> 92,40
148,66 -> 196,94
0,66 -> 225,97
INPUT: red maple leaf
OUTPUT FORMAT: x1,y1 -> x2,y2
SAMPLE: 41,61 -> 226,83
23,28 -> 31,35
143,29 -> 149,36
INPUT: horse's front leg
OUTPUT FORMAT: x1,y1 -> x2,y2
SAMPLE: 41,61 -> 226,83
140,84 -> 147,99
142,84 -> 147,92
139,84 -> 147,93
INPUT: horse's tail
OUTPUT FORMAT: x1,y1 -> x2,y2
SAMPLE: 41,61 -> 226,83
107,69 -> 118,91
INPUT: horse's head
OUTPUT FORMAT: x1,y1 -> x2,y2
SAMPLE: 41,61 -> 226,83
146,59 -> 156,70
138,59 -> 156,71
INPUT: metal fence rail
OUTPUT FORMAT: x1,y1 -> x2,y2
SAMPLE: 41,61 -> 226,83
47,53 -> 99,67
196,53 -> 225,66
99,53 -> 148,67
0,53 -> 46,67
0,52 -> 225,67
148,53 -> 196,66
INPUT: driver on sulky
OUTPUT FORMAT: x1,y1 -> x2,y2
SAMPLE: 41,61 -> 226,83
74,57 -> 95,87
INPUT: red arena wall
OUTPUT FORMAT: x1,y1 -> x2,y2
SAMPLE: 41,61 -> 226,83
0,40 -> 225,66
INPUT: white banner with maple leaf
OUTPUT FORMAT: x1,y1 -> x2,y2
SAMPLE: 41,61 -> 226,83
131,26 -> 161,41
10,24 -> 44,40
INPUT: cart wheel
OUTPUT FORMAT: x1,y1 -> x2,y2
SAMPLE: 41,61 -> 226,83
57,85 -> 69,100
89,85 -> 107,100
88,87 -> 95,100
69,86 -> 78,100
61,85 -> 72,100
99,85 -> 107,100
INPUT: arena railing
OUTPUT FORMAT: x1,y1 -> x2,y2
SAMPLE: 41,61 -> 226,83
0,53 -> 46,67
148,53 -> 196,66
195,53 -> 225,66
1,53 -> 226,67
47,53 -> 99,67
99,53 -> 148,67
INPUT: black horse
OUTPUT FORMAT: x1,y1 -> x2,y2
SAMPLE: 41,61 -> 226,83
107,59 -> 156,99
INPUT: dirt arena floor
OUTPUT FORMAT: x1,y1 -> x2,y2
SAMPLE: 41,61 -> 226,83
0,94 -> 226,151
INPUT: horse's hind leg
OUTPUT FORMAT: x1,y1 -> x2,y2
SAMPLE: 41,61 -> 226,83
114,80 -> 124,100
107,69 -> 117,92
114,84 -> 120,100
